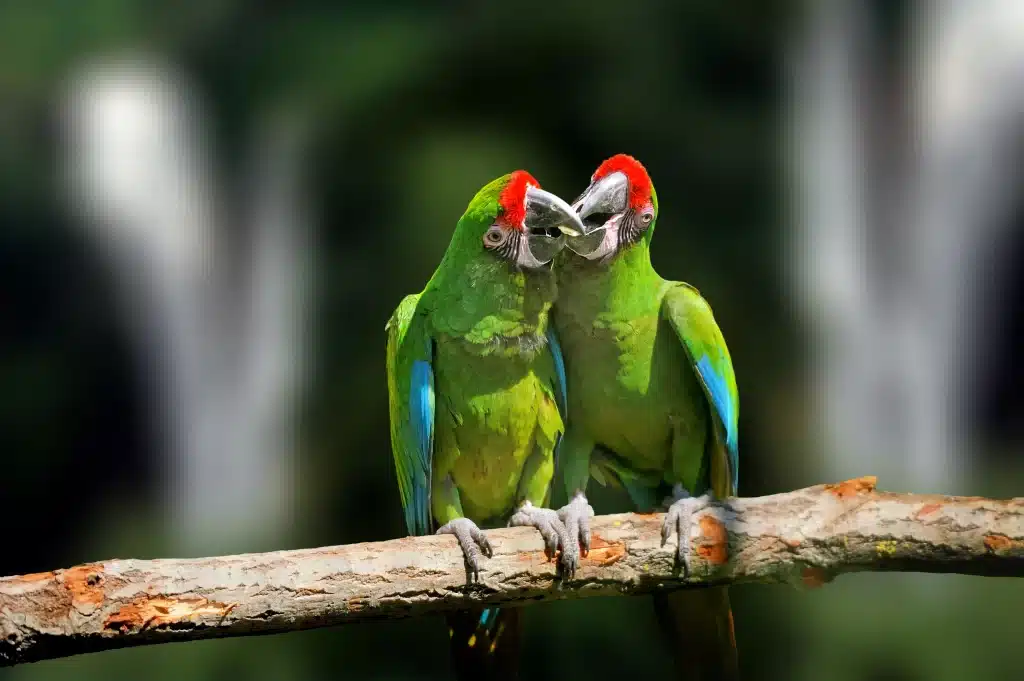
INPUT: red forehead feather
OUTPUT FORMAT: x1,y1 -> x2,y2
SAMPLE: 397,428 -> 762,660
592,154 -> 652,209
498,169 -> 539,231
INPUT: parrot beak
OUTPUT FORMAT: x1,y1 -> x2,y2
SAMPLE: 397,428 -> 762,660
519,185 -> 587,266
565,171 -> 629,257
524,185 -> 586,237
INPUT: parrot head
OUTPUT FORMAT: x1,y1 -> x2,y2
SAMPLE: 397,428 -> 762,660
565,154 -> 658,261
466,170 -> 588,269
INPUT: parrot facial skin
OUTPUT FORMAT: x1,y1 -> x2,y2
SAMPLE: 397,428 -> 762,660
385,170 -> 589,679
553,154 -> 741,680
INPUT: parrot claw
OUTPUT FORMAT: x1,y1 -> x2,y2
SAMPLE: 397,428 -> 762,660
508,493 -> 593,581
508,501 -> 566,563
556,491 -> 595,579
436,517 -> 493,584
661,486 -> 713,578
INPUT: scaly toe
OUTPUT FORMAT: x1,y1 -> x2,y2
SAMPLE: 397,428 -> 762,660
661,509 -> 678,547
559,541 -> 580,581
677,541 -> 690,577
508,503 -> 570,564
662,493 -> 714,574
557,492 -> 595,561
437,517 -> 491,583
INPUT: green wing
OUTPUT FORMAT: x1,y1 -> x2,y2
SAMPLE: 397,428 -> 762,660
386,293 -> 435,535
661,282 -> 739,497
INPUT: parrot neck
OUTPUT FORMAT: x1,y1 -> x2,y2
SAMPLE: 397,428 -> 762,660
428,234 -> 557,354
557,241 -> 662,319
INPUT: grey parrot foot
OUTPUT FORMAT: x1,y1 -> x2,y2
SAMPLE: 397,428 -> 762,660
508,501 -> 567,563
661,486 -> 713,577
555,491 -> 595,581
436,517 -> 493,583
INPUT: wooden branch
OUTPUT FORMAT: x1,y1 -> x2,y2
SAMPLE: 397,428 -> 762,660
2,477 -> 1022,667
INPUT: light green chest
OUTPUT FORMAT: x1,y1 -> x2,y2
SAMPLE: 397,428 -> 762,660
430,332 -> 562,521
555,294 -> 705,475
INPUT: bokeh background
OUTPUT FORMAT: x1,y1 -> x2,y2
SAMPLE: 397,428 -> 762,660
1,1 -> 1022,680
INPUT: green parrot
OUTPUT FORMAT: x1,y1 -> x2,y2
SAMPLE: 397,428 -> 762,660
552,154 -> 741,679
385,169 -> 589,680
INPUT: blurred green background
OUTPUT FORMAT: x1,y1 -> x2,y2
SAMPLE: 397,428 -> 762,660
1,1 -> 1021,680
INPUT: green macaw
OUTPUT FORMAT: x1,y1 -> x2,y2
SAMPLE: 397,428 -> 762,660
385,170 -> 589,680
552,154 -> 741,679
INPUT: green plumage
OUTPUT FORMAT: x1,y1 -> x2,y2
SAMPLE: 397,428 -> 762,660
553,178 -> 740,680
552,194 -> 738,504
386,173 -> 568,680
387,173 -> 565,533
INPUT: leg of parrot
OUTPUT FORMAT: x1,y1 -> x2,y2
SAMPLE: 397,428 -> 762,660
507,501 -> 575,571
507,492 -> 593,580
554,430 -> 596,569
436,517 -> 493,583
661,483 -> 713,576
509,438 -> 590,579
557,490 -> 594,562
656,484 -> 738,680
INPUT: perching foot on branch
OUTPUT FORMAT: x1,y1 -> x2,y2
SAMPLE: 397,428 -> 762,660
509,493 -> 594,581
557,491 -> 595,578
662,484 -> 714,576
508,501 -> 572,574
436,517 -> 493,583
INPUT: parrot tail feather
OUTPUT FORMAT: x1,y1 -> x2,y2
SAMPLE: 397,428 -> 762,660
446,607 -> 522,681
653,586 -> 739,681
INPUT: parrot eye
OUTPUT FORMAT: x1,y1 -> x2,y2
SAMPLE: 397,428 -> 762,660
484,225 -> 509,248
640,211 -> 653,224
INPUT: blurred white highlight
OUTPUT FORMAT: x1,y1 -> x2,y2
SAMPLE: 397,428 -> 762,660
789,0 -> 1024,493
63,56 -> 311,554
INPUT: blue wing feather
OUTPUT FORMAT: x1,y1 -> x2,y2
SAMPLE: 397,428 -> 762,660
661,283 -> 740,496
696,354 -> 739,490
407,353 -> 435,536
386,293 -> 436,538
546,326 -> 568,476
410,358 -> 434,472
546,325 -> 568,418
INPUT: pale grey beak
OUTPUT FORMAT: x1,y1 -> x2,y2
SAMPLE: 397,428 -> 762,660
517,185 -> 587,266
565,171 -> 629,256
573,171 -> 629,228
523,185 -> 586,238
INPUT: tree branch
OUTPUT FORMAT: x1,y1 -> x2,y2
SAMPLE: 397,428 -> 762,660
2,477 -> 1022,667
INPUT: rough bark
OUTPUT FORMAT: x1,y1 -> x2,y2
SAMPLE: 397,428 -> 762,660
2,477 -> 1022,667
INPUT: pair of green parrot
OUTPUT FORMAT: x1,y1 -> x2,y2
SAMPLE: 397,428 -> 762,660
386,155 -> 740,680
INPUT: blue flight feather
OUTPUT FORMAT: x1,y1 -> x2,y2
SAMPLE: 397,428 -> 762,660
407,357 -> 435,535
546,326 -> 568,418
696,354 -> 738,490
546,326 -> 568,477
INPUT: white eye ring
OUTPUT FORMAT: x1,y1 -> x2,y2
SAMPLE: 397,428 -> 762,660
484,225 -> 507,246
641,212 -> 653,224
